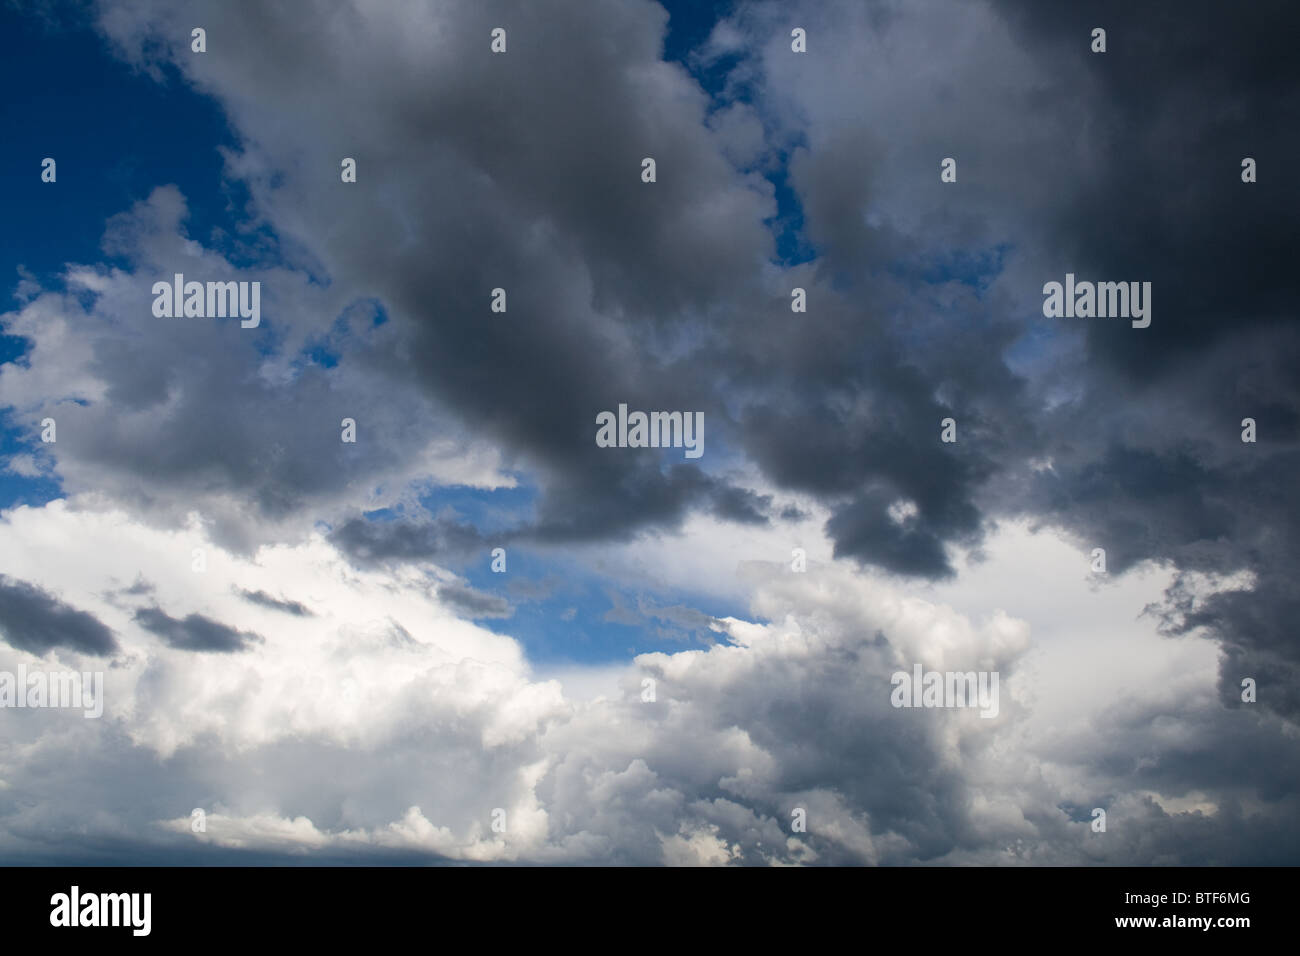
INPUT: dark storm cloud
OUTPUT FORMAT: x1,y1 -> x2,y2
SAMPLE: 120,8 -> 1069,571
669,0 -> 1300,728
83,0 -> 784,553
134,606 -> 263,653
237,588 -> 314,617
0,575 -> 119,656
729,327 -> 1017,576
972,0 -> 1300,722
329,515 -> 487,568
998,0 -> 1300,378
526,465 -> 774,543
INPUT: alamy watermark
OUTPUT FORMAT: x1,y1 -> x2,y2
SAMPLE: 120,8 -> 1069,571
596,404 -> 704,459
890,665 -> 999,718
50,886 -> 150,936
152,273 -> 261,328
0,665 -> 103,718
1042,273 -> 1150,328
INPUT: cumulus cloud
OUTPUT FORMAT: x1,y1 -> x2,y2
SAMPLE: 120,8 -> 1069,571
2,499 -> 1292,865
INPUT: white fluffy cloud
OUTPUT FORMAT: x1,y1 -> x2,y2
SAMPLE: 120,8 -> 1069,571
3,497 -> 1283,865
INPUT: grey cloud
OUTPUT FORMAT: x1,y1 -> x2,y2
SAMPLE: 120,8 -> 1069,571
83,0 -> 782,552
329,515 -> 488,568
0,575 -> 119,656
603,590 -> 721,644
237,588 -> 314,617
505,575 -> 562,601
134,606 -> 263,653
435,582 -> 513,620
1,188 -> 500,555
703,0 -> 1300,724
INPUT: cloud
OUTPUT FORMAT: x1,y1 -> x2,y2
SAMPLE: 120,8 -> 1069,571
0,574 -> 119,656
1,0 -> 1296,866
74,0 -> 784,554
3,499 -> 1292,865
237,588 -> 313,617
435,582 -> 513,620
329,515 -> 488,569
133,606 -> 263,653
706,0 -> 1300,722
0,186 -> 515,554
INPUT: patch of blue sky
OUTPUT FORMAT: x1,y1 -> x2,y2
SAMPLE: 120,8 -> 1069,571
0,7 -> 270,285
401,478 -> 759,665
460,543 -> 753,667
416,481 -> 537,536
0,414 -> 62,510
661,0 -> 738,96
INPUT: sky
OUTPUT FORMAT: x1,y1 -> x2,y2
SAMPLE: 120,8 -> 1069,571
0,0 -> 1297,865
